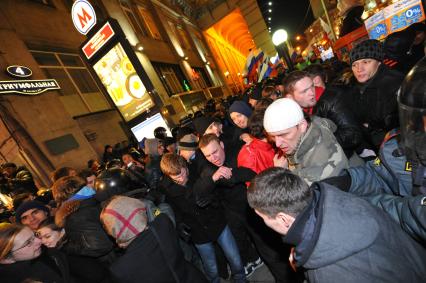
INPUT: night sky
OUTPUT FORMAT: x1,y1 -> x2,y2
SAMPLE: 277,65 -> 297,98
257,0 -> 314,38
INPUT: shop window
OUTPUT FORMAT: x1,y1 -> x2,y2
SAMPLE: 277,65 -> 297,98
67,69 -> 99,93
29,50 -> 111,116
32,52 -> 60,66
42,68 -> 78,96
119,0 -> 149,37
192,67 -> 212,89
138,6 -> 163,40
152,62 -> 189,96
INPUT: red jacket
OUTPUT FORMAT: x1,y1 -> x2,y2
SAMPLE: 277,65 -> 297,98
237,138 -> 275,175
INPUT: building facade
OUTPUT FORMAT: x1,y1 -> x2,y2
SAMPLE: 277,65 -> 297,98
0,0 -> 271,187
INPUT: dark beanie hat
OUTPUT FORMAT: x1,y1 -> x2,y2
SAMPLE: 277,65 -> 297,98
15,200 -> 49,223
229,101 -> 253,118
350,39 -> 384,64
193,116 -> 216,135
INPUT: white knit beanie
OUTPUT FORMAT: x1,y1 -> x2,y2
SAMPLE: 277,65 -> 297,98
263,98 -> 304,133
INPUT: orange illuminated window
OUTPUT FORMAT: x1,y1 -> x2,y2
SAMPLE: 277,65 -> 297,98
138,6 -> 163,40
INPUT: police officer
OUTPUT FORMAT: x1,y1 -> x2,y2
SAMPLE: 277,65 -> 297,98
324,56 -> 426,244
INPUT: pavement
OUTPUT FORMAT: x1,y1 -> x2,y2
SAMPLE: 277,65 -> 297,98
221,263 -> 275,283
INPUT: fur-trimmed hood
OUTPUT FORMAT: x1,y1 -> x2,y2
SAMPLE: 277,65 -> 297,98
55,199 -> 81,228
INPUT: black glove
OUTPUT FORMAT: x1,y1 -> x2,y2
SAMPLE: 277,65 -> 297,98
322,172 -> 351,192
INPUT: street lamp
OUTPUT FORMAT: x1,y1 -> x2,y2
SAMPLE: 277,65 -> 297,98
272,29 -> 294,71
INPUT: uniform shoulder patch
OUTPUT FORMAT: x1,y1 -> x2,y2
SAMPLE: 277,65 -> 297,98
373,157 -> 381,166
153,208 -> 161,217
405,162 -> 412,172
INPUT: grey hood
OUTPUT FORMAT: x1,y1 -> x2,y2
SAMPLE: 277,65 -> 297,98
304,184 -> 380,269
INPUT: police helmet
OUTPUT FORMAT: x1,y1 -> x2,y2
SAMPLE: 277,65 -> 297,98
397,56 -> 426,165
95,168 -> 133,202
154,127 -> 167,140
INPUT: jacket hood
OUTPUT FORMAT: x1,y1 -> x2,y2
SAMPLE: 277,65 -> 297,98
303,183 -> 380,269
295,117 -> 337,162
55,199 -> 81,228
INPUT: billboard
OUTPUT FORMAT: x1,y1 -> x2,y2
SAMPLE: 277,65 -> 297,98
365,0 -> 425,39
384,0 -> 425,33
365,10 -> 388,40
131,112 -> 172,141
93,42 -> 154,122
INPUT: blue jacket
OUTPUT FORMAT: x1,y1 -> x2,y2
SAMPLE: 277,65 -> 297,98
349,129 -> 412,196
346,130 -> 426,244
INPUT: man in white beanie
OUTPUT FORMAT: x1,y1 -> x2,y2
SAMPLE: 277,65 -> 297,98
263,98 -> 348,184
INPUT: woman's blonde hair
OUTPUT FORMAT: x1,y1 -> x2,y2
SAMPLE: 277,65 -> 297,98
52,176 -> 86,206
0,223 -> 24,261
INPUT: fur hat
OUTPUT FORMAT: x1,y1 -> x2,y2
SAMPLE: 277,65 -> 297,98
15,200 -> 49,223
229,101 -> 253,118
178,134 -> 199,151
263,98 -> 304,133
350,39 -> 384,64
100,196 -> 147,248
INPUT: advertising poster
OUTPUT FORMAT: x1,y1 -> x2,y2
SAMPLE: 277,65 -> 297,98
131,113 -> 172,141
384,0 -> 425,33
365,10 -> 388,40
93,42 -> 154,122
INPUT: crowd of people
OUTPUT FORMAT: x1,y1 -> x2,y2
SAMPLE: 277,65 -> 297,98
0,32 -> 425,283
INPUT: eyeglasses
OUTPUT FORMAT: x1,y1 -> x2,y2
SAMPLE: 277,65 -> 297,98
11,234 -> 37,253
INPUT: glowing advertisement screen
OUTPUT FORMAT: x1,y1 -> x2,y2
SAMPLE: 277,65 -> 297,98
93,43 -> 154,122
131,113 -> 172,141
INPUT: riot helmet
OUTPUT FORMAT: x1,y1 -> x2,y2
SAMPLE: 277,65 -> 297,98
397,56 -> 426,194
154,126 -> 167,140
94,168 -> 133,202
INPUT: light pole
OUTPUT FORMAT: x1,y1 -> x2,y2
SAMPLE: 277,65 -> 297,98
272,29 -> 294,71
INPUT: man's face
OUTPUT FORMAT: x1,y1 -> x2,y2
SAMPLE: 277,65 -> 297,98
205,122 -> 223,137
122,154 -> 133,166
169,168 -> 189,186
179,149 -> 195,162
201,140 -> 226,167
230,112 -> 249,129
157,143 -> 165,156
352,59 -> 381,83
20,208 -> 48,231
267,123 -> 306,155
10,227 -> 42,261
2,167 -> 16,177
86,175 -> 96,188
255,210 -> 292,235
290,76 -> 316,108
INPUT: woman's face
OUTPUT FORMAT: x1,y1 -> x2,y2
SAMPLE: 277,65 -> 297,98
11,227 -> 42,261
36,227 -> 63,248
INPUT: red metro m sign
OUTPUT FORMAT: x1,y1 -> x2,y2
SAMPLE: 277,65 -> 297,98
72,0 -> 97,35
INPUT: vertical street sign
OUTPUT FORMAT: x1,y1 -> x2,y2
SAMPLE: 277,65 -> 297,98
72,0 -> 97,35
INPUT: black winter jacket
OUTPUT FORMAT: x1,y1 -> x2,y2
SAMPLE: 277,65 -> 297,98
0,249 -> 71,283
352,64 -> 404,150
55,198 -> 114,261
110,214 -> 207,283
313,85 -> 363,157
159,176 -> 226,244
